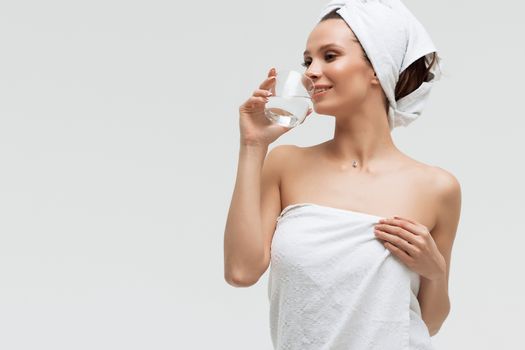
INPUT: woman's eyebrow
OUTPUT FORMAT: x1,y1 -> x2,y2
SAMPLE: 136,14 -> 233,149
303,43 -> 345,56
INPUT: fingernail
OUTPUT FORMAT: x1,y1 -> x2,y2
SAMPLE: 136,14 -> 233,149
266,91 -> 273,96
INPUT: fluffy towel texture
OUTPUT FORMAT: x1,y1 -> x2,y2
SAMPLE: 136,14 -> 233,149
268,203 -> 434,349
318,0 -> 443,130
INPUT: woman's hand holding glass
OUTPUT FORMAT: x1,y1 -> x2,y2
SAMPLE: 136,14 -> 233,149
239,68 -> 313,147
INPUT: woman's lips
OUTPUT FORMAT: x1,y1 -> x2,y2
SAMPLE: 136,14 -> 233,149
312,87 -> 332,99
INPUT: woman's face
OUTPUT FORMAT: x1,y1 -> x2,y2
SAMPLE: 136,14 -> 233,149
303,19 -> 378,116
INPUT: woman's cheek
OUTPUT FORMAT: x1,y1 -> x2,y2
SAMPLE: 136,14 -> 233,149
336,77 -> 368,106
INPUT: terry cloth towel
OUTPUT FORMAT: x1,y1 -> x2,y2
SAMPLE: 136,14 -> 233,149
318,0 -> 443,130
268,203 -> 435,349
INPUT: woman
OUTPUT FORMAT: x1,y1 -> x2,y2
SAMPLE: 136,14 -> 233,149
224,1 -> 461,348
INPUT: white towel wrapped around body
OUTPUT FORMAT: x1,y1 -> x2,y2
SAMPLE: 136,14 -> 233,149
268,203 -> 435,349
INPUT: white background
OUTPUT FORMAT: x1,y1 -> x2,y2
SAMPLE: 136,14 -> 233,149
0,0 -> 523,349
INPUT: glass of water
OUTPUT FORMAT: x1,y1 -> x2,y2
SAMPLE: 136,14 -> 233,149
264,68 -> 315,128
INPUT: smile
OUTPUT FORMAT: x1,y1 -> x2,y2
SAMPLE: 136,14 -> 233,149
312,87 -> 332,99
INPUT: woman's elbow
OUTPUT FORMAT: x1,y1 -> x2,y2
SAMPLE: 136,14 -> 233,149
224,270 -> 260,287
428,325 -> 440,337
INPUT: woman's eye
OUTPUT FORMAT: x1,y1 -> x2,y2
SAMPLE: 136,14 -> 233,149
301,53 -> 336,68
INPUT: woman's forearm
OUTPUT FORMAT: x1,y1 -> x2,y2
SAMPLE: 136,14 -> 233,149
223,143 -> 268,286
418,272 -> 451,336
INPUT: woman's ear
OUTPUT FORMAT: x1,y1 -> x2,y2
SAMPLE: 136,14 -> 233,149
371,71 -> 380,85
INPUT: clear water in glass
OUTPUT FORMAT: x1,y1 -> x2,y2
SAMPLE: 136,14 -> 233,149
264,96 -> 311,128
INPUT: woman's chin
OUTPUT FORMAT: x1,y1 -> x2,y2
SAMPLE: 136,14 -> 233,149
312,103 -> 334,116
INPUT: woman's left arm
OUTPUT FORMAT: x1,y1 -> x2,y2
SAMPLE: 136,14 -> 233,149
373,169 -> 461,336
418,170 -> 462,335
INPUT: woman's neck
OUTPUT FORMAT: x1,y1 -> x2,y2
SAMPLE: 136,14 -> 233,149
325,110 -> 401,173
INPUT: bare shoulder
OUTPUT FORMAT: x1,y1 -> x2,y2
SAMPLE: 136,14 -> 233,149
403,156 -> 461,198
265,144 -> 303,173
402,157 -> 462,226
426,165 -> 462,201
267,143 -> 301,158
415,163 -> 462,232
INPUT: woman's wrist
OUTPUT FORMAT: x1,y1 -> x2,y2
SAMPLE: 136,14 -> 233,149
240,139 -> 270,149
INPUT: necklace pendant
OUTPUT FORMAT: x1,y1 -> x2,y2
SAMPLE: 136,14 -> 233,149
352,160 -> 358,168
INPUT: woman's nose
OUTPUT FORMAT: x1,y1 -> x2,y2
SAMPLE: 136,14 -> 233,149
304,64 -> 322,81
305,69 -> 320,81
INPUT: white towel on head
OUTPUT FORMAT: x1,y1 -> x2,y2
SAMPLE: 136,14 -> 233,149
318,0 -> 443,130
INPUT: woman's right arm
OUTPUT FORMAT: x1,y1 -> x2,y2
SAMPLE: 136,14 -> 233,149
224,142 -> 292,287
223,143 -> 268,287
223,68 -> 310,287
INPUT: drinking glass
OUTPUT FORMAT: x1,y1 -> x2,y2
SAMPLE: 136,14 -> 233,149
264,68 -> 315,128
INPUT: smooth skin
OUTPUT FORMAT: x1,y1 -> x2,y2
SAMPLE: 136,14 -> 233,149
224,18 -> 461,337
